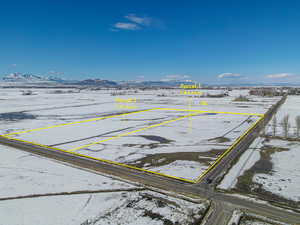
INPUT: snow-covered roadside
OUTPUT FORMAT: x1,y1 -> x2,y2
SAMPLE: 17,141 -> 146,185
218,136 -> 300,204
217,137 -> 264,190
253,139 -> 300,202
240,212 -> 291,225
227,210 -> 243,225
0,190 -> 209,225
266,95 -> 300,137
0,145 -> 135,198
0,144 -> 209,225
146,160 -> 207,180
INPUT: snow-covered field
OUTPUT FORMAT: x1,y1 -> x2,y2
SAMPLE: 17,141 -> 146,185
5,110 -> 259,180
239,215 -> 290,225
218,137 -> 264,190
240,219 -> 275,225
219,137 -> 300,206
266,95 -> 300,137
0,145 -> 135,198
0,190 -> 208,225
218,95 -> 300,207
0,88 -> 284,224
0,145 -> 208,225
253,139 -> 300,202
0,88 -> 277,116
0,88 -> 277,180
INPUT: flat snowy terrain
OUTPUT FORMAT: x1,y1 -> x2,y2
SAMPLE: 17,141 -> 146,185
218,137 -> 264,190
240,219 -> 274,225
0,88 -> 271,180
0,191 -> 208,225
266,95 -> 300,137
0,145 -> 136,198
253,139 -> 300,202
218,95 -> 300,207
0,88 -> 283,224
0,145 -> 208,225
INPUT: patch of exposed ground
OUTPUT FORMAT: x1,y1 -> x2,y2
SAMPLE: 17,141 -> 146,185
233,140 -> 299,207
239,215 -> 278,225
127,149 -> 226,168
123,143 -> 168,149
263,134 -> 300,142
237,105 -> 250,108
139,135 -> 174,144
0,112 -> 36,121
122,135 -> 174,149
207,137 -> 231,143
120,117 -> 169,121
81,192 -> 207,225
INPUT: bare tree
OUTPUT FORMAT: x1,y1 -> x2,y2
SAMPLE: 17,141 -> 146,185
296,115 -> 300,138
261,117 -> 266,136
272,116 -> 277,136
280,115 -> 290,138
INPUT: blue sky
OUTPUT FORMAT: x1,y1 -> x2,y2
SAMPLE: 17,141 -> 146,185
1,0 -> 300,83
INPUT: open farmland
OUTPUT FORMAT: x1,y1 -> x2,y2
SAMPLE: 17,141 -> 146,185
1,88 -> 300,225
266,95 -> 300,138
0,88 -> 270,181
0,145 -> 208,225
0,190 -> 209,225
218,95 -> 300,208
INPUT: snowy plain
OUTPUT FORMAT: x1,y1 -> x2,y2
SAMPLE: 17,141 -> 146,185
266,95 -> 300,137
0,88 -> 276,180
0,145 -> 135,198
0,144 -> 209,225
0,190 -> 208,225
0,87 -> 283,224
218,95 -> 300,205
253,139 -> 300,202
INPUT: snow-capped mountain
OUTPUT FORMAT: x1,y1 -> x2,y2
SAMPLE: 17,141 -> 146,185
0,73 -> 119,86
1,73 -> 203,87
2,73 -> 52,83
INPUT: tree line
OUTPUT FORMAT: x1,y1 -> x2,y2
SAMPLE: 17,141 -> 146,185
271,115 -> 300,138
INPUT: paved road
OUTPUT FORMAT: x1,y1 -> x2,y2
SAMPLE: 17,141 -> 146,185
0,135 -> 299,224
198,118 -> 262,186
202,201 -> 232,225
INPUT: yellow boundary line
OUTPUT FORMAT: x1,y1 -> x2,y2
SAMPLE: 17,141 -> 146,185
4,108 -> 157,136
194,115 -> 264,183
3,107 -> 263,138
0,107 -> 264,184
0,134 -> 195,183
68,111 -> 203,152
156,108 -> 264,117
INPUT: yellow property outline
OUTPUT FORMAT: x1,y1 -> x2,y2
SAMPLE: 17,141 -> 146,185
4,108 -> 156,136
68,111 -> 202,151
1,108 -> 264,183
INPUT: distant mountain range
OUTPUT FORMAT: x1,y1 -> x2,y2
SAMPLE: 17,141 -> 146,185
4,72 -> 296,87
2,73 -> 65,83
0,73 -> 197,87
1,73 -> 116,86
77,79 -> 118,86
117,80 -> 197,87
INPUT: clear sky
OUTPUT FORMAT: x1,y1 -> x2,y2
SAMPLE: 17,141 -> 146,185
1,0 -> 300,83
